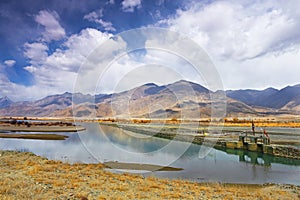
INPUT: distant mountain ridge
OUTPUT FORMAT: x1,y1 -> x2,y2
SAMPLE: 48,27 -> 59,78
226,84 -> 300,110
1,80 -> 299,118
226,88 -> 279,108
0,96 -> 13,109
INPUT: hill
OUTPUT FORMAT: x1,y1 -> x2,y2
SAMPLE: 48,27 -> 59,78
1,81 -> 299,118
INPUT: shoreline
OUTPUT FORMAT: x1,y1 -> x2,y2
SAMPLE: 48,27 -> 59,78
0,125 -> 85,132
0,150 -> 299,199
0,119 -> 86,133
0,133 -> 68,140
101,122 -> 300,160
2,116 -> 300,127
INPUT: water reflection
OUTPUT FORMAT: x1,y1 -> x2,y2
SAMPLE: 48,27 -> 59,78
218,148 -> 300,166
0,123 -> 299,185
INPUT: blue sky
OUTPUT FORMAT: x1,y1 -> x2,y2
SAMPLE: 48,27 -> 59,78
1,0 -> 300,101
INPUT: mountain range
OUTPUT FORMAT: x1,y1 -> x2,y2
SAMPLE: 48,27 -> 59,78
0,80 -> 299,118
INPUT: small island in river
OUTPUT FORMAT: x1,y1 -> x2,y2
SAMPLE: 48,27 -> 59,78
0,118 -> 85,140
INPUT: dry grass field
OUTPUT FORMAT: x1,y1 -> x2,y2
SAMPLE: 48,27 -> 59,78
3,116 -> 300,127
98,117 -> 300,128
0,150 -> 299,199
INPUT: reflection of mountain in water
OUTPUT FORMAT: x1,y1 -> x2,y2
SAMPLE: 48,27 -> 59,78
98,124 -> 300,167
1,122 -> 299,185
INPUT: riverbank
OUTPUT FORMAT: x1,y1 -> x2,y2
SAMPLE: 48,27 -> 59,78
0,133 -> 68,140
2,116 -> 300,127
101,122 -> 300,160
98,117 -> 300,128
0,119 -> 85,133
0,124 -> 85,132
0,150 -> 299,199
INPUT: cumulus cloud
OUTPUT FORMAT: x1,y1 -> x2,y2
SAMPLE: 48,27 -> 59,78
156,0 -> 300,89
121,0 -> 142,12
24,42 -> 48,65
90,28 -> 216,94
215,50 -> 300,90
3,0 -> 300,101
161,0 -> 300,61
10,28 -> 113,100
35,10 -> 66,42
46,28 -> 113,73
0,64 -> 44,101
4,60 -> 16,67
84,9 -> 116,32
96,50 -> 203,94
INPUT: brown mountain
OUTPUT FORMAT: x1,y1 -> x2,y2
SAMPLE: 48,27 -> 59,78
0,80 -> 299,118
226,84 -> 300,114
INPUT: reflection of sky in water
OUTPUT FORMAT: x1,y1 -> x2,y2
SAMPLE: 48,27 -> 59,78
0,123 -> 299,185
0,132 -> 98,163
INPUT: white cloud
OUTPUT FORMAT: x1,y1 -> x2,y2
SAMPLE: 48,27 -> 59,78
19,28 -> 222,99
23,66 -> 37,73
84,9 -> 103,21
74,34 -> 128,94
161,0 -> 300,61
157,0 -> 300,89
35,10 -> 66,42
96,50 -> 202,94
32,28 -> 113,91
90,28 -> 216,94
46,28 -> 113,73
1,28 -> 113,101
24,42 -> 48,65
216,49 -> 300,90
3,1 -> 300,101
0,64 -> 48,101
4,60 -> 16,67
84,9 -> 116,32
121,0 -> 142,12
96,19 -> 116,32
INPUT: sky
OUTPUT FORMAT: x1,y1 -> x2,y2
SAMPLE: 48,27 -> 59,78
1,0 -> 300,101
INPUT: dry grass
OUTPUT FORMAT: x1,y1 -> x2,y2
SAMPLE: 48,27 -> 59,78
0,150 -> 299,199
223,121 -> 300,128
0,133 -> 68,140
99,117 -> 300,127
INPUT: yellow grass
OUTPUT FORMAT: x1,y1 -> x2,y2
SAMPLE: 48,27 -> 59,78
0,150 -> 299,199
98,117 -> 300,127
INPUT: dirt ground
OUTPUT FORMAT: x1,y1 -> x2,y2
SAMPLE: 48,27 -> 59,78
0,150 -> 299,200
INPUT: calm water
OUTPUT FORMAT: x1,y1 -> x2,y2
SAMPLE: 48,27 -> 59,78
0,123 -> 299,185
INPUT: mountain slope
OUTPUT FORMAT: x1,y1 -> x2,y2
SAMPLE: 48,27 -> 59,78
226,84 -> 300,110
51,81 -> 255,118
1,80 -> 299,118
0,96 -> 13,108
226,87 -> 278,107
0,92 -> 93,117
266,85 -> 300,109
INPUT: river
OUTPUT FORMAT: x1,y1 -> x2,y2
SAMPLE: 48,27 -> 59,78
0,123 -> 299,185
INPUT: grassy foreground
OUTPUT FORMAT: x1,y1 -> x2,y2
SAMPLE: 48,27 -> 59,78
0,151 -> 299,199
